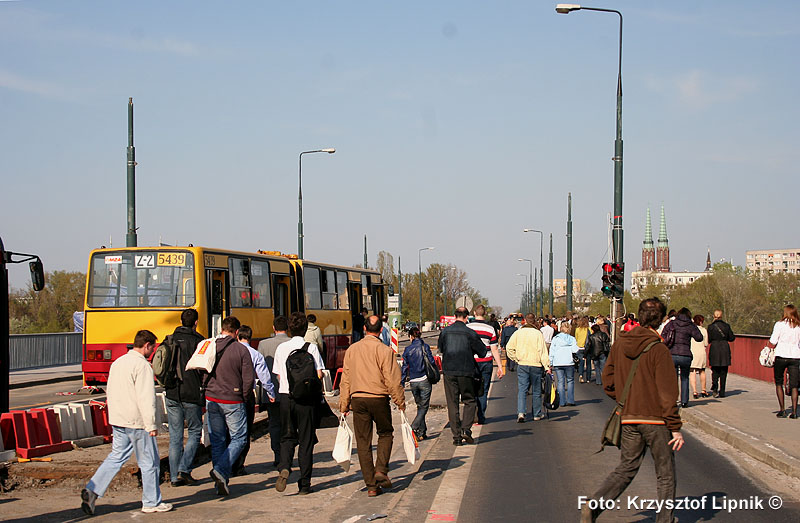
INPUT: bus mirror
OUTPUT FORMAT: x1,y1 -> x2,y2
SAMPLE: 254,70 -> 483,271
29,259 -> 45,291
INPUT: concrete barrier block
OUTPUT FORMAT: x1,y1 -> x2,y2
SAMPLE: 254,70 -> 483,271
68,403 -> 94,439
53,404 -> 78,441
321,370 -> 334,396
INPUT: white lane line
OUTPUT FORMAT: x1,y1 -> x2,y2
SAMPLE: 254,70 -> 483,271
424,379 -> 493,522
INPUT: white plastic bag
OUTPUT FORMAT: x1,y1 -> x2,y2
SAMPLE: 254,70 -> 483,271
759,346 -> 775,368
185,337 -> 218,373
400,411 -> 420,465
332,415 -> 354,472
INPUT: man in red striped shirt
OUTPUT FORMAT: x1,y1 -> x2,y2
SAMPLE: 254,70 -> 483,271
467,305 -> 504,424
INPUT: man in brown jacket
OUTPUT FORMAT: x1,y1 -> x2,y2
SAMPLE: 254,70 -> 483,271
340,315 -> 405,497
582,297 -> 684,523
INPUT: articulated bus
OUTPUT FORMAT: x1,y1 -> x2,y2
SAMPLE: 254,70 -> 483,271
82,246 -> 385,385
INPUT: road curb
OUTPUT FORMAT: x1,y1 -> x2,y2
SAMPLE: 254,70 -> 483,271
681,407 -> 800,480
10,375 -> 83,390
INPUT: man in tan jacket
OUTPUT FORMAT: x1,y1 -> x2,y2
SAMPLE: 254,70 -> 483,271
340,315 -> 405,497
506,313 -> 551,422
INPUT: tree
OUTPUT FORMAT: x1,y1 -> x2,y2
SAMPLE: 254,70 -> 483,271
9,271 -> 86,333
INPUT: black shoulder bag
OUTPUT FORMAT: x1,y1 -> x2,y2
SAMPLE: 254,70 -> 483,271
598,340 -> 658,452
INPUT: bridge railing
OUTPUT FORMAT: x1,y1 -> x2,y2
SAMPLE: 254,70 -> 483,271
729,334 -> 771,382
9,332 -> 82,370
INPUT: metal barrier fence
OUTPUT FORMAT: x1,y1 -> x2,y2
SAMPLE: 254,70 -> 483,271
9,332 -> 82,370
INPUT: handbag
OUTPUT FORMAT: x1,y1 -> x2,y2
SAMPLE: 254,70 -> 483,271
400,411 -> 421,464
599,340 -> 658,452
423,352 -> 441,384
572,353 -> 581,365
332,415 -> 354,472
186,337 -> 219,373
759,346 -> 775,368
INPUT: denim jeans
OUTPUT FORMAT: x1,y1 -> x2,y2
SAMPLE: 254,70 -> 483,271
590,424 -> 676,523
86,426 -> 162,508
672,355 -> 692,405
517,365 -> 544,418
576,349 -> 586,379
594,355 -> 607,385
165,398 -> 203,480
206,400 -> 248,481
476,360 -> 493,423
410,379 -> 432,436
554,365 -> 575,406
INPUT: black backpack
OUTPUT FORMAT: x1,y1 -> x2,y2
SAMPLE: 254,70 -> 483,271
286,342 -> 323,405
152,335 -> 179,388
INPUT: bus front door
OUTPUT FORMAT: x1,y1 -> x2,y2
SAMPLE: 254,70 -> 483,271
273,274 -> 291,319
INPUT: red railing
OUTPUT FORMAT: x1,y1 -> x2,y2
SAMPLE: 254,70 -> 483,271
729,334 -> 772,382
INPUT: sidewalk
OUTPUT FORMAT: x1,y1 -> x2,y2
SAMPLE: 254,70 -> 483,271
9,364 -> 83,389
680,373 -> 800,479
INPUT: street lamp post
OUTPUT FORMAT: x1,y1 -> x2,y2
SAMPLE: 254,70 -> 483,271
518,259 -> 533,315
418,247 -> 434,327
556,3 -> 624,324
298,148 -> 335,259
523,229 -> 544,316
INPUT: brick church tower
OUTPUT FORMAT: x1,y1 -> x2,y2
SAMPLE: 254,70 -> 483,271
655,205 -> 671,272
641,207 -> 655,271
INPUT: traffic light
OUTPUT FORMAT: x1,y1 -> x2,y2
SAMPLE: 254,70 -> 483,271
601,262 -> 625,299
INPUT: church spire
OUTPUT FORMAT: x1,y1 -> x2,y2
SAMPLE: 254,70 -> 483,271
657,205 -> 668,247
706,248 -> 712,271
641,207 -> 655,271
644,207 -> 654,247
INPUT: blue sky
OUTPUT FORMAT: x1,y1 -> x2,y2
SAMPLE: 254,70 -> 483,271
1,1 -> 798,314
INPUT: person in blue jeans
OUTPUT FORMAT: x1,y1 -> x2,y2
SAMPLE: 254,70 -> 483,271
467,305 -> 504,424
81,330 -> 172,515
202,316 -> 255,496
401,326 -> 437,439
506,313 -> 550,422
585,324 -> 611,386
164,308 -> 206,486
661,308 -> 702,408
549,322 -> 580,406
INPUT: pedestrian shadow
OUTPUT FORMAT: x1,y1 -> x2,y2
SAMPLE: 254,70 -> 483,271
542,409 -> 578,421
477,428 -> 533,444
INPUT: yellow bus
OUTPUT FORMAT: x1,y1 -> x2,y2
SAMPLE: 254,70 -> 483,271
82,246 -> 385,385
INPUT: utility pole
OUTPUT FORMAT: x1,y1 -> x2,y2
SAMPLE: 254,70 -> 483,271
398,256 -> 402,314
126,98 -> 137,247
363,235 -> 368,269
549,233 -> 554,316
566,192 -> 573,313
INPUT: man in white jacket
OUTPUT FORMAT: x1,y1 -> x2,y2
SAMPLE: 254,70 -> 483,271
81,330 -> 173,515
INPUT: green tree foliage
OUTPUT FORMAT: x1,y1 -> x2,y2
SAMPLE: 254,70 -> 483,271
588,263 -> 800,335
396,262 -> 490,323
9,271 -> 86,333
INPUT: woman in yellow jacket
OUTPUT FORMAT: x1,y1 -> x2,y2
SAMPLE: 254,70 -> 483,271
573,316 -> 590,383
506,314 -> 551,422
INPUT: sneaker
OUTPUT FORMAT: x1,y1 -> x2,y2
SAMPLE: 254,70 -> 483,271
517,414 -> 525,423
374,472 -> 392,489
209,468 -> 229,496
275,469 -> 290,492
142,503 -> 174,513
579,376 -> 585,383
368,486 -> 383,497
462,433 -> 475,445
533,416 -> 543,421
80,488 -> 98,516
712,391 -> 720,398
170,478 -> 185,487
177,472 -> 197,486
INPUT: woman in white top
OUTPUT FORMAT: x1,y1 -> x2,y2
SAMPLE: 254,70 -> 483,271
767,304 -> 800,418
690,315 -> 709,399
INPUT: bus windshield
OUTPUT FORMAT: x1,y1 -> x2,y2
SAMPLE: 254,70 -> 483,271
87,251 -> 196,308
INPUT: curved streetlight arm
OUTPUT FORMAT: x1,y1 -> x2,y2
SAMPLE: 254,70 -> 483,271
298,148 -> 336,259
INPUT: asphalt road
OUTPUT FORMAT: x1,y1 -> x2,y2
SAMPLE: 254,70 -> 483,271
459,371 -> 800,523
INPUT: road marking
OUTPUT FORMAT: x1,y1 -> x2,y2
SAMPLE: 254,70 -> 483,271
424,380 -> 492,523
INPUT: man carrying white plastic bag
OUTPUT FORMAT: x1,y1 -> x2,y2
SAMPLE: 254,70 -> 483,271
340,315 -> 405,497
332,415 -> 354,472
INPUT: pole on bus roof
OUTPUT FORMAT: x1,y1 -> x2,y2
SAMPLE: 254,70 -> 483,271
364,235 -> 368,269
1,237 -> 9,413
126,98 -> 137,247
